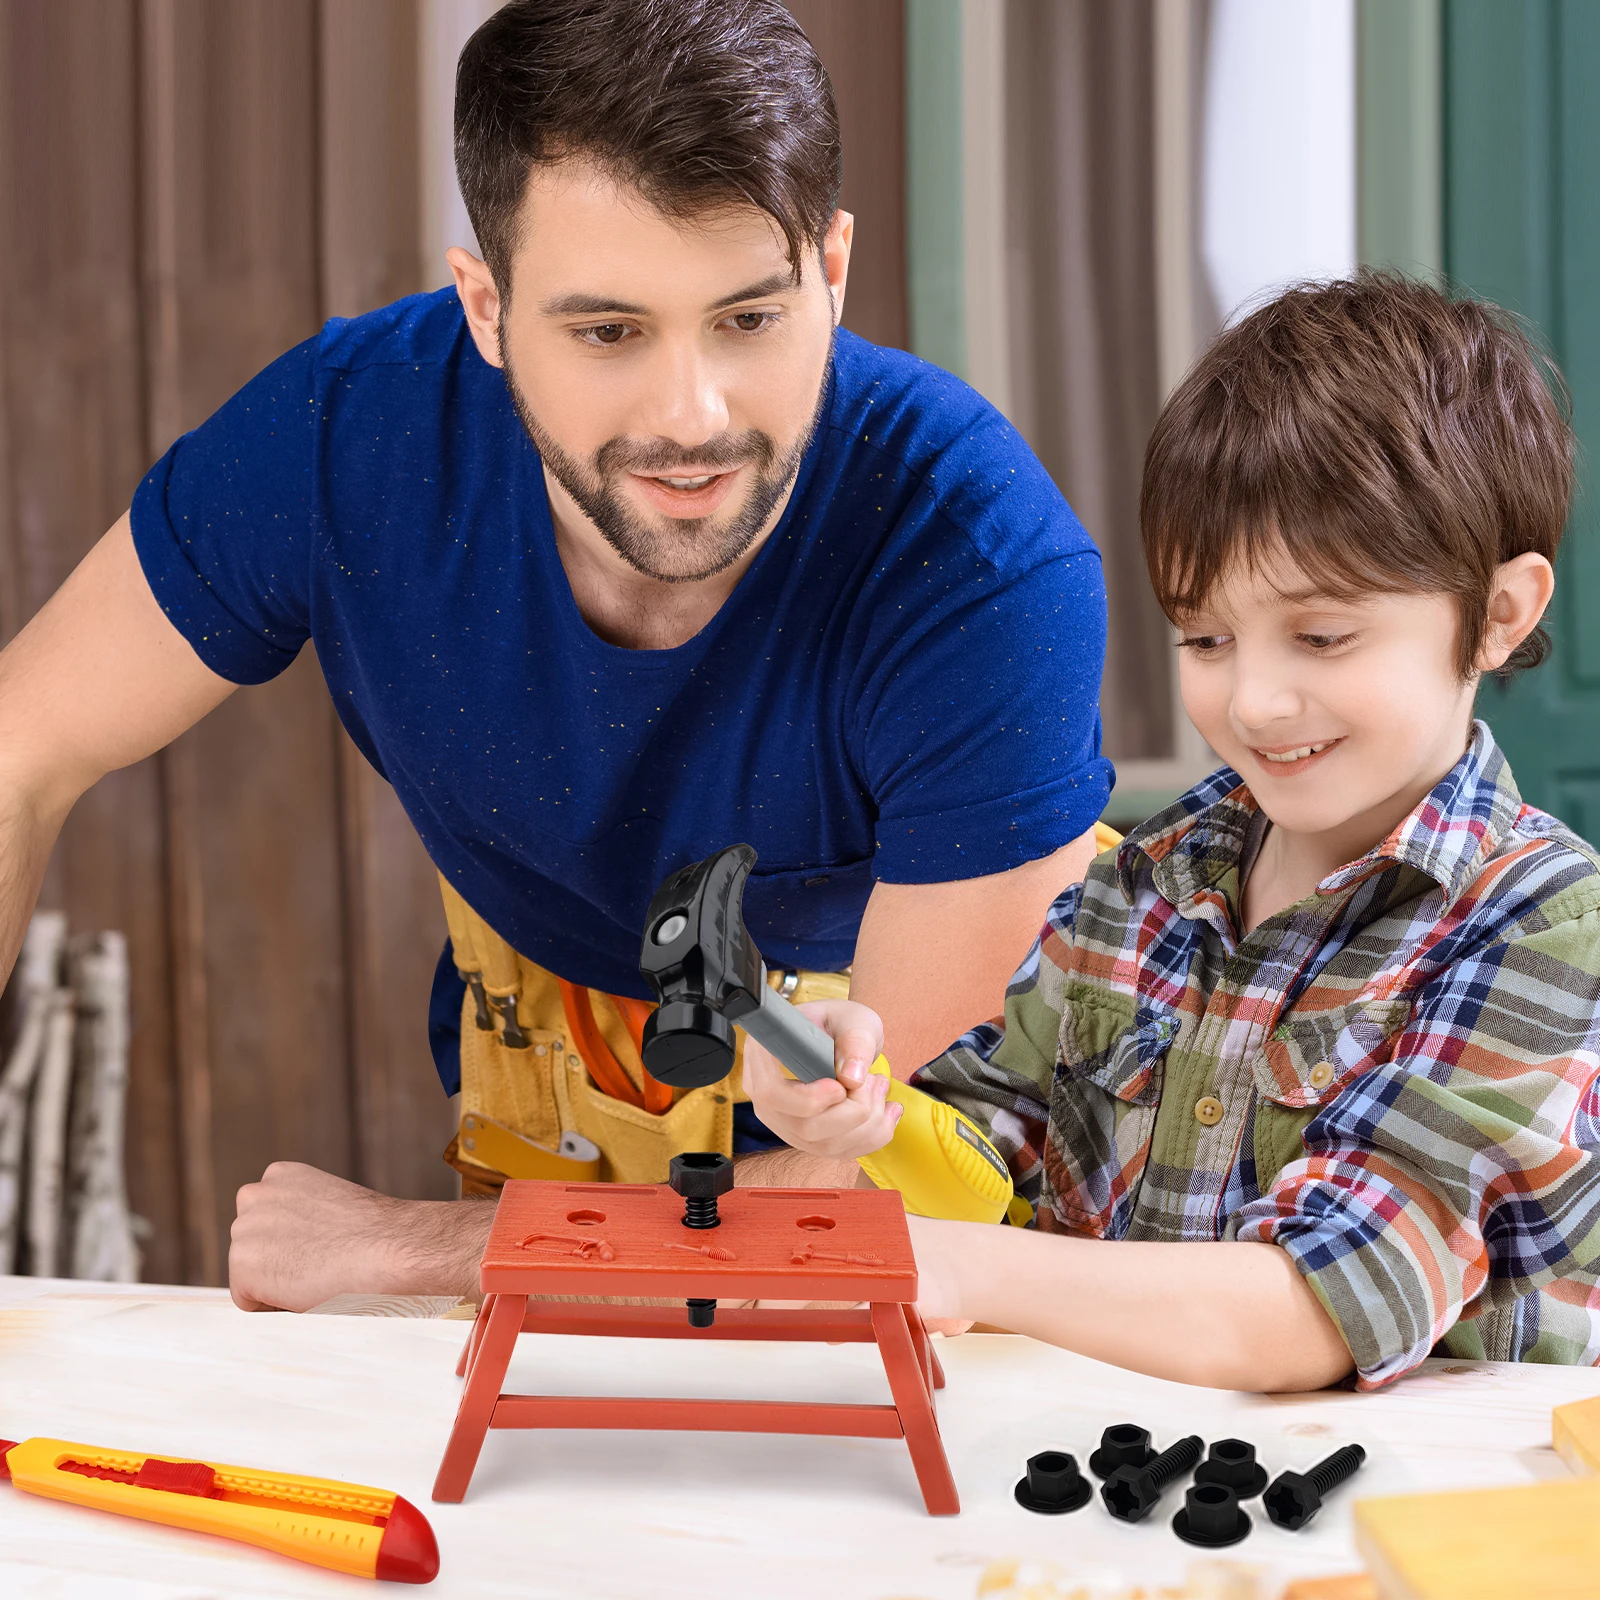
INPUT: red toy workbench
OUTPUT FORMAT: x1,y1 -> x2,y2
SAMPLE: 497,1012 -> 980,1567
432,1178 -> 958,1514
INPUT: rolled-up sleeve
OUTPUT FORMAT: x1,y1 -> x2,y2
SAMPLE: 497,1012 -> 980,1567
1235,909 -> 1600,1388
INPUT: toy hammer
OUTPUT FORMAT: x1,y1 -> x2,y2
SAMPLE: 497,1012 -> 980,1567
638,845 -> 1015,1224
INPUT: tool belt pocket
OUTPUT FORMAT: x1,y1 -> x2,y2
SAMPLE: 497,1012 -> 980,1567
439,875 -> 742,1188
557,1061 -> 733,1185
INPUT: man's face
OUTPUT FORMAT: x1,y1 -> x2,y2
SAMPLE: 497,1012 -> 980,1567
488,162 -> 843,584
1175,544 -> 1479,854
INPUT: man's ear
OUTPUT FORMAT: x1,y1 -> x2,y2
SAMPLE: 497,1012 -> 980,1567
821,209 -> 853,328
1477,551 -> 1556,672
447,246 -> 504,369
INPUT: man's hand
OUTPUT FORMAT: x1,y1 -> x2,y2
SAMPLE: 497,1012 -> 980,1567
229,1161 -> 494,1312
740,998 -> 901,1161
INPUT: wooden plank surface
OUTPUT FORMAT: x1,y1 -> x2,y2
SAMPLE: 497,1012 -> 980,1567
0,1 -> 184,1284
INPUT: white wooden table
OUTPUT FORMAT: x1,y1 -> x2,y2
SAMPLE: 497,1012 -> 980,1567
1,1274 -> 1596,1599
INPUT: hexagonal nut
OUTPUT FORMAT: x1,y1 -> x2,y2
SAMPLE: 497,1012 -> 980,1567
669,1151 -> 735,1199
1263,1470 -> 1322,1531
1089,1422 -> 1156,1478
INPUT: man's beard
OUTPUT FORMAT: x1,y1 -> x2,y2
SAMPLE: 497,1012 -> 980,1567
498,328 -> 828,585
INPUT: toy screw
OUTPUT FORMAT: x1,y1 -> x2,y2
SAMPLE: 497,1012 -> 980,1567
1101,1433 -> 1203,1523
669,1153 -> 735,1328
1263,1444 -> 1367,1531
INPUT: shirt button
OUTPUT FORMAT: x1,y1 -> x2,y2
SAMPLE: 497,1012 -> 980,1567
1194,1095 -> 1225,1126
1309,1062 -> 1334,1089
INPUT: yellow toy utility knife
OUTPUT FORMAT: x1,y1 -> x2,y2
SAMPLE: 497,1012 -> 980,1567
639,845 -> 1014,1224
0,1435 -> 438,1582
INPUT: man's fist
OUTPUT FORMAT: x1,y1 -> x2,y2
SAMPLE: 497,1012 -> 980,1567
741,998 -> 903,1161
228,1161 -> 492,1312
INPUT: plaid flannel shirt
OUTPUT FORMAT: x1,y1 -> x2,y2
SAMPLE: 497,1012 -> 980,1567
915,721 -> 1600,1387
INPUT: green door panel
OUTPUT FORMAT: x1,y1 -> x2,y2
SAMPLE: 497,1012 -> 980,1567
1444,0 -> 1600,831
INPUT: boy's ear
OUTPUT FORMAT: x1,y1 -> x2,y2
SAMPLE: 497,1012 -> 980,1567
1477,552 -> 1556,673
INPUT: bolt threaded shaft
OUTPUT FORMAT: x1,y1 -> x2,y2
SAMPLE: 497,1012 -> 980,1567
1307,1444 -> 1366,1495
1144,1434 -> 1204,1491
683,1194 -> 721,1228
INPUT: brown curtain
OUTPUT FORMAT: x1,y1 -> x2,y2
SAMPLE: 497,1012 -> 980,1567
782,0 -> 910,350
0,0 -> 452,1286
1002,0 -> 1175,762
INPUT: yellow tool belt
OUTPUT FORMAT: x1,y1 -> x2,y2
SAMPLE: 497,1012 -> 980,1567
438,876 -> 849,1192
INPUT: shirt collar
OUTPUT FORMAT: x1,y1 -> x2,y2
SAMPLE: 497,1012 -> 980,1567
1116,719 -> 1521,916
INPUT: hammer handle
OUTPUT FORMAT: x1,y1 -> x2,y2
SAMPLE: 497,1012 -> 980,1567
738,985 -> 837,1082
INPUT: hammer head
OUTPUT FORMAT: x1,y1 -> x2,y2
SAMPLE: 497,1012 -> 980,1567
638,845 -> 768,1089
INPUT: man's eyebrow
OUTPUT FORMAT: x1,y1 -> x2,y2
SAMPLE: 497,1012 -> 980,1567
707,271 -> 801,311
539,291 -> 650,317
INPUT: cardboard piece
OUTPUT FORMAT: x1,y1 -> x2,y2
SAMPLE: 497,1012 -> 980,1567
1353,1477 -> 1600,1600
1553,1393 -> 1600,1477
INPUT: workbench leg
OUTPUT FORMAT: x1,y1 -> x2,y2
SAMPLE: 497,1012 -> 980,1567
432,1292 -> 526,1503
901,1303 -> 945,1393
455,1302 -> 487,1378
871,1301 -> 959,1516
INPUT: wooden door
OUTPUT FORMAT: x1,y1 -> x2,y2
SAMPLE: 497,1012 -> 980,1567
0,0 -> 453,1287
1445,0 -> 1600,836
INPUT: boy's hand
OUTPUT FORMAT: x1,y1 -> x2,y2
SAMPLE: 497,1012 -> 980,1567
741,998 -> 904,1159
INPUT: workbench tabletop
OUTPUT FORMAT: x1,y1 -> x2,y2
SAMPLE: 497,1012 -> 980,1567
2,1274 -> 1597,1599
482,1178 -> 919,1300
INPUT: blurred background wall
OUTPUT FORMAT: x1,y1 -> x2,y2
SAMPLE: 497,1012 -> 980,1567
0,0 -> 1593,1284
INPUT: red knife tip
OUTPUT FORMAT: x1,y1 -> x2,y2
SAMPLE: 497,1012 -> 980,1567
0,1442 -> 16,1480
374,1495 -> 439,1584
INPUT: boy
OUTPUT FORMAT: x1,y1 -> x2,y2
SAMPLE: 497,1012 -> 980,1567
744,274 -> 1600,1393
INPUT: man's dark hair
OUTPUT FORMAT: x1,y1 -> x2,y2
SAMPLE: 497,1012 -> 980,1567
1141,270 -> 1576,678
455,0 -> 842,296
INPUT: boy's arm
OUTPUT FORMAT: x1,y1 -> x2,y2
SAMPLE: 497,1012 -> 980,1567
909,1219 -> 1354,1392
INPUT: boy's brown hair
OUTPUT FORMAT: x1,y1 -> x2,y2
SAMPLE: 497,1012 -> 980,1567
1141,271 -> 1575,676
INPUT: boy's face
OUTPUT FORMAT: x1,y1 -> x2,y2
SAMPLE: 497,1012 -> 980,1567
1175,547 -> 1479,853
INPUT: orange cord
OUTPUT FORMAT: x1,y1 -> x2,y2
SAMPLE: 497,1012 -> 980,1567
557,982 -> 673,1114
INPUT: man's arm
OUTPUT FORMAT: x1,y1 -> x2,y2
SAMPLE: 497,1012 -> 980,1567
0,513 -> 236,987
849,831 -> 1097,1077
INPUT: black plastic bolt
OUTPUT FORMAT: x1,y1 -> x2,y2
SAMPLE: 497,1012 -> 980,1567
1172,1483 -> 1251,1547
1101,1434 -> 1204,1523
670,1151 -> 735,1228
1088,1423 -> 1157,1479
1194,1437 -> 1268,1499
1263,1444 -> 1367,1531
668,1153 -> 735,1327
1013,1451 -> 1091,1514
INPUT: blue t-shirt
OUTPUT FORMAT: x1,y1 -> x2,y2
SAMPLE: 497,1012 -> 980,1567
130,289 -> 1111,1094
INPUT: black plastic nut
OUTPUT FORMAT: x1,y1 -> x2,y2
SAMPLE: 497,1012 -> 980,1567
1101,1434 -> 1203,1523
1263,1444 -> 1367,1531
669,1152 -> 735,1228
1194,1437 -> 1268,1499
1013,1451 -> 1091,1514
1172,1483 -> 1251,1547
1088,1423 -> 1157,1479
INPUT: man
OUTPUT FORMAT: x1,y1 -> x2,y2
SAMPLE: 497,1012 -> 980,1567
0,0 -> 1110,1307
